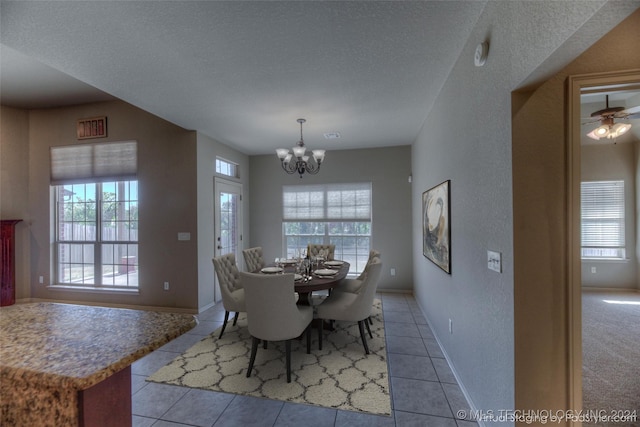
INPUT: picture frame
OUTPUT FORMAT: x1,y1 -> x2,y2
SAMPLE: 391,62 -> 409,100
77,116 -> 107,139
422,180 -> 451,274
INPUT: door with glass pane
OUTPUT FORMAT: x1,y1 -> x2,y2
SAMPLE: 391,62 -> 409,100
214,178 -> 243,302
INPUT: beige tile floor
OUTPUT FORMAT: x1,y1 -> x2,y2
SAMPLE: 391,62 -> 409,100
131,293 -> 478,427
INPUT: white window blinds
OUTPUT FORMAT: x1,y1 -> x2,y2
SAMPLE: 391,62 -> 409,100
283,183 -> 372,222
581,180 -> 625,250
50,140 -> 137,185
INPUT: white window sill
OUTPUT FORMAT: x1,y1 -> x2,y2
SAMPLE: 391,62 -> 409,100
46,285 -> 140,295
581,258 -> 629,263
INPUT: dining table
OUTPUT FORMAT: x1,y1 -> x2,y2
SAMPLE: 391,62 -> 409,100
258,260 -> 350,306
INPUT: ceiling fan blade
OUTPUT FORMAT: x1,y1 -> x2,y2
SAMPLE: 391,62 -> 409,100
621,105 -> 640,115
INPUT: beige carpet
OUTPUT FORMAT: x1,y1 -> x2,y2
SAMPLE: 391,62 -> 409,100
582,291 -> 640,427
147,299 -> 391,416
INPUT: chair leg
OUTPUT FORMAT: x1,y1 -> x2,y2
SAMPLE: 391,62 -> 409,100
358,320 -> 370,355
285,339 -> 292,383
233,312 -> 239,326
246,336 -> 260,378
306,324 -> 311,354
318,318 -> 323,350
365,318 -> 373,339
263,340 -> 268,349
368,316 -> 373,325
219,311 -> 230,339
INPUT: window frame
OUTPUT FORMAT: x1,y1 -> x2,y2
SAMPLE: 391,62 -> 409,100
215,157 -> 239,178
54,180 -> 139,290
282,183 -> 372,275
580,180 -> 626,260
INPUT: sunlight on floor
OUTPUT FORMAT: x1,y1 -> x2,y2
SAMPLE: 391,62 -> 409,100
602,299 -> 640,305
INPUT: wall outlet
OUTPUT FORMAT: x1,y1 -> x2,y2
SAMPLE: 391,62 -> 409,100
591,266 -> 596,274
39,276 -> 44,284
177,232 -> 191,241
449,318 -> 453,334
390,268 -> 396,276
164,281 -> 170,291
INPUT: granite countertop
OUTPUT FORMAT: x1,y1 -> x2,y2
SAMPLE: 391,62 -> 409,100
0,302 -> 197,390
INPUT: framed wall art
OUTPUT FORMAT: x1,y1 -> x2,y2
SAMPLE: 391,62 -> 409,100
422,180 -> 451,274
77,116 -> 107,139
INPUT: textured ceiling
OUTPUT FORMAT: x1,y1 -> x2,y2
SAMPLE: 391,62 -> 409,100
0,1 -> 486,155
1,1 -> 638,155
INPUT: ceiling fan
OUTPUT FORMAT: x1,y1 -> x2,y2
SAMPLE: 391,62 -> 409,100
583,94 -> 640,140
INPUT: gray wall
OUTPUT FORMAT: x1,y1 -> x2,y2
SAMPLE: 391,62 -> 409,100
249,145 -> 412,292
581,142 -> 638,289
414,2 -> 640,422
196,132 -> 250,310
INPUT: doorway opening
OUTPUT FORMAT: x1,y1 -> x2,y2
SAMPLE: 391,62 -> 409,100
567,70 -> 640,419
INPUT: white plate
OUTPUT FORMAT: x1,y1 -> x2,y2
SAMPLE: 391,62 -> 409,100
314,269 -> 338,276
294,274 -> 303,281
261,267 -> 283,274
281,259 -> 298,265
324,260 -> 344,267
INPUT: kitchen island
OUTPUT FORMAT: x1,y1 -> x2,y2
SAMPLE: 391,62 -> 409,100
0,302 -> 197,426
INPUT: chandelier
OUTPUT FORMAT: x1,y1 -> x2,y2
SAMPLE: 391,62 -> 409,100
276,118 -> 326,178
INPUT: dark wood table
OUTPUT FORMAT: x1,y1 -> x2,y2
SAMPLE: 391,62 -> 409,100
258,261 -> 350,305
293,261 -> 350,305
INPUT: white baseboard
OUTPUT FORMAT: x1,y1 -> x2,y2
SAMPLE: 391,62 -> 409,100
582,287 -> 639,293
377,287 -> 413,294
14,297 -> 199,314
198,301 -> 218,313
413,298 -> 487,427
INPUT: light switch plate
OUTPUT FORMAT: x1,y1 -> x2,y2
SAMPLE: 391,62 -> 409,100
488,250 -> 502,273
178,232 -> 191,241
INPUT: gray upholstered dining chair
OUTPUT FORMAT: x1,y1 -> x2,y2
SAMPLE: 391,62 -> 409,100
316,258 -> 382,354
242,246 -> 266,272
307,244 -> 335,260
333,249 -> 381,294
239,271 -> 314,383
212,253 -> 245,339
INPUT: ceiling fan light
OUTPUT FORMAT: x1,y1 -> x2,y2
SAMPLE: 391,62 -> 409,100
586,129 -> 603,140
612,123 -> 631,137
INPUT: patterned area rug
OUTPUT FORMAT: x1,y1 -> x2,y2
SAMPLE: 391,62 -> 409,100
147,299 -> 390,416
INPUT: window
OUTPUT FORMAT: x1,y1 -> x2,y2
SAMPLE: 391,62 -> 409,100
56,181 -> 138,287
283,183 -> 372,274
581,180 -> 625,259
51,141 -> 138,289
216,157 -> 239,178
